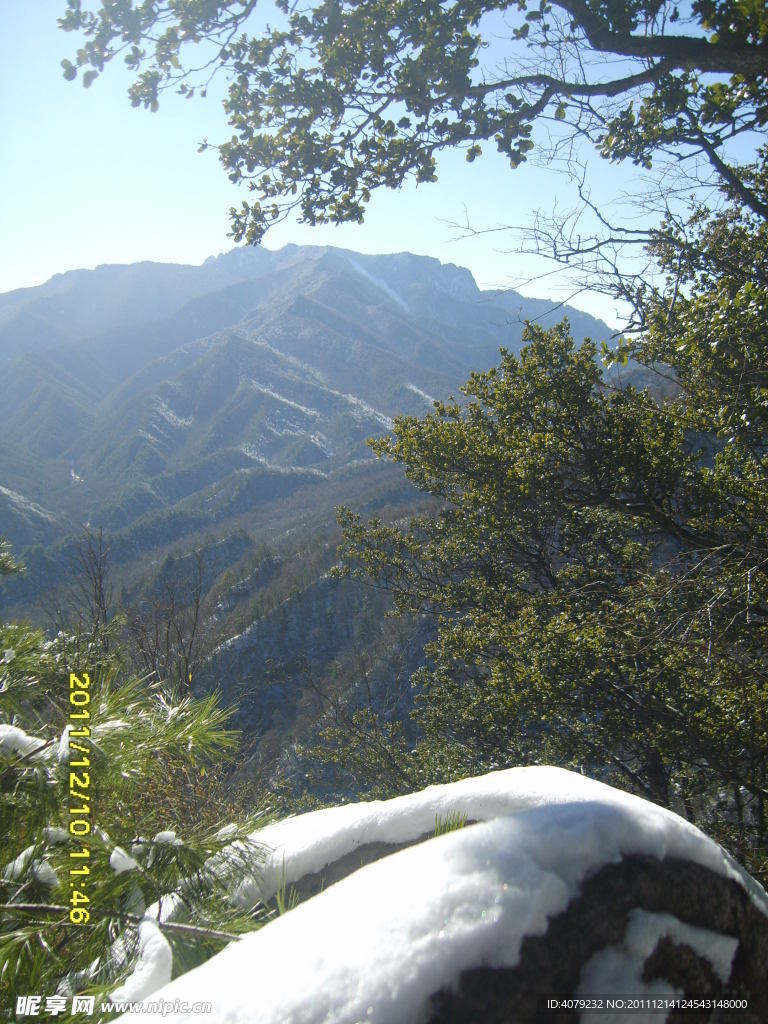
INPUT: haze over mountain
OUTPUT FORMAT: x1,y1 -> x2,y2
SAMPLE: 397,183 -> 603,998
0,244 -> 610,557
0,245 -> 612,783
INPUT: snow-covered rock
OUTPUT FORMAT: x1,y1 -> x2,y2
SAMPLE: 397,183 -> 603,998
114,767 -> 768,1023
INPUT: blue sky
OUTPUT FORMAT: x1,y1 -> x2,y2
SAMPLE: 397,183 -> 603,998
0,1 -> 656,326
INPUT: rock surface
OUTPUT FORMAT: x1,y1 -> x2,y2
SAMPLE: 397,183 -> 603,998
115,767 -> 768,1023
428,855 -> 767,1023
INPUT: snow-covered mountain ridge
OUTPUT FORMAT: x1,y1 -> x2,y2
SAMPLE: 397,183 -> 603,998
0,243 -> 609,599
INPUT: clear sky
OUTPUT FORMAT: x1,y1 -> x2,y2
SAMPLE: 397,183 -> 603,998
0,1 -> 652,326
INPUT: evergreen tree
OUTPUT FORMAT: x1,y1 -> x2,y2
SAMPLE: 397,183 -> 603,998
335,185 -> 768,884
0,544 -> 269,1015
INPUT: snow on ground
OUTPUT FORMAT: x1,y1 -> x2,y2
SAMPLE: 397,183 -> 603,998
238,441 -> 328,472
247,370 -> 393,430
238,443 -> 268,464
265,412 -> 312,438
406,382 -> 437,405
153,399 -> 192,429
348,256 -> 410,312
114,767 -> 766,1023
240,363 -> 393,430
307,431 -> 334,457
239,333 -> 327,383
137,428 -> 165,451
243,377 -> 321,418
0,485 -> 57,522
329,387 -> 393,429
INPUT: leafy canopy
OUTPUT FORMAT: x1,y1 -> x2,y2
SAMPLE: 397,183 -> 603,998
59,0 -> 768,239
335,185 -> 768,883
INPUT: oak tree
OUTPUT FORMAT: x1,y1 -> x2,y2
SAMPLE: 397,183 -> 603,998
336,186 -> 768,882
59,0 -> 768,241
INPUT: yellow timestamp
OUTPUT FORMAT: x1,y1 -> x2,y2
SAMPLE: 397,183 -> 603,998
68,672 -> 92,925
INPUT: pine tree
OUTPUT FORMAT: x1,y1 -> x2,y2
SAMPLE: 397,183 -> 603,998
0,543 -> 270,1015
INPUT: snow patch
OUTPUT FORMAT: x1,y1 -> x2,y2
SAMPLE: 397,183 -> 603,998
0,485 -> 57,522
109,921 -> 173,1005
94,719 -> 131,736
153,399 -> 192,429
346,394 -> 393,428
348,257 -> 410,312
111,847 -> 140,875
57,719 -> 129,762
240,335 -> 327,383
577,910 -> 739,1022
243,378 -> 320,418
264,413 -> 309,438
138,429 -> 164,450
307,432 -> 334,457
3,845 -> 59,888
406,383 -> 436,405
153,830 -> 182,846
56,724 -> 72,763
239,443 -> 268,464
44,827 -> 69,846
0,724 -> 49,759
234,766 -> 749,909
330,387 -> 393,429
262,372 -> 393,430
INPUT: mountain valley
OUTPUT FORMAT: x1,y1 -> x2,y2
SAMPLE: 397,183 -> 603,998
0,244 -> 612,794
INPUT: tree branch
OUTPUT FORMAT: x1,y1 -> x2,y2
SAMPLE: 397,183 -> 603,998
457,58 -> 677,103
554,0 -> 768,75
0,903 -> 243,943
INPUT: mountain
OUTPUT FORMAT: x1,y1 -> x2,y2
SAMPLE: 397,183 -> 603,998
0,244 -> 610,551
0,244 -> 612,780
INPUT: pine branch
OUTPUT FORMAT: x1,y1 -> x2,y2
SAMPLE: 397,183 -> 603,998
0,903 -> 244,944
